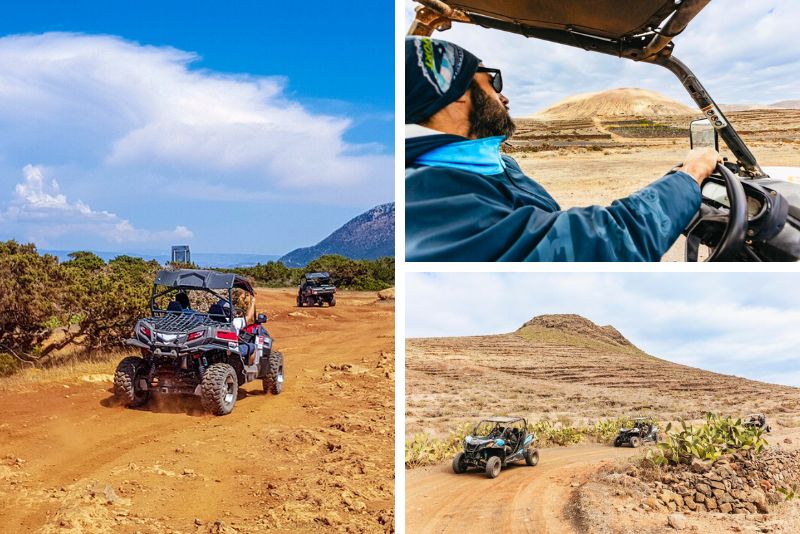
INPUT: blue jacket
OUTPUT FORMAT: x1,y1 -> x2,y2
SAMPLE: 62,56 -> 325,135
406,133 -> 701,261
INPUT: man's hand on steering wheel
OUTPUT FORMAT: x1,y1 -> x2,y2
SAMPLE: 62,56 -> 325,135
681,147 -> 721,185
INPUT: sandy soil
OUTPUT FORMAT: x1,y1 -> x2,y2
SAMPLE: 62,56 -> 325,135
507,110 -> 800,261
406,444 -> 639,534
408,432 -> 800,534
0,288 -> 394,533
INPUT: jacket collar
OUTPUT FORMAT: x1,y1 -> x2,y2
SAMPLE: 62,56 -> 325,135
414,135 -> 506,175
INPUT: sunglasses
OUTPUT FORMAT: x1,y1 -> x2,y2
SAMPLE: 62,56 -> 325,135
476,67 -> 503,93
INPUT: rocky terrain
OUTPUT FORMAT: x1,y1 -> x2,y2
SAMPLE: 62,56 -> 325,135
280,203 -> 395,267
0,288 -> 394,533
578,446 -> 800,533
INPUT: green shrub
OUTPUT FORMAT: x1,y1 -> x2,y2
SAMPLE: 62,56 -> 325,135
646,414 -> 767,466
0,241 -> 159,369
405,423 -> 472,468
226,255 -> 394,290
0,353 -> 20,377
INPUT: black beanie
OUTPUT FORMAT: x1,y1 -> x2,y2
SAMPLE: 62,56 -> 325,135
405,36 -> 481,125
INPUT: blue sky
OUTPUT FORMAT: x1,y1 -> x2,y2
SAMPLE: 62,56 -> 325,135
0,1 -> 393,255
407,272 -> 800,388
406,0 -> 800,116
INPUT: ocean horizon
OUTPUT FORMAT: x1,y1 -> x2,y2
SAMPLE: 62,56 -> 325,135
41,249 -> 282,268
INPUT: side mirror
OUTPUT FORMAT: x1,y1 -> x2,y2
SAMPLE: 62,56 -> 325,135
256,313 -> 267,324
689,118 -> 719,151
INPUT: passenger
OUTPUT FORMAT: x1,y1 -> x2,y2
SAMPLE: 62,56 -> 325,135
175,292 -> 194,314
239,315 -> 269,366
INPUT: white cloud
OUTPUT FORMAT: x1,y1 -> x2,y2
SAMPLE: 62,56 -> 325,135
0,32 -> 391,203
406,0 -> 800,115
2,164 -> 192,246
407,273 -> 800,387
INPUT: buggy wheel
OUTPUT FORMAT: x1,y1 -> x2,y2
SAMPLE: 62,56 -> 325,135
262,351 -> 284,395
452,452 -> 467,474
525,448 -> 539,466
613,437 -> 622,447
485,456 -> 502,478
630,436 -> 642,448
113,356 -> 150,407
297,297 -> 303,307
200,363 -> 238,415
329,297 -> 336,307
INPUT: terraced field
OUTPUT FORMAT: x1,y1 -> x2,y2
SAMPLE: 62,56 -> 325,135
406,314 -> 800,436
507,110 -> 800,152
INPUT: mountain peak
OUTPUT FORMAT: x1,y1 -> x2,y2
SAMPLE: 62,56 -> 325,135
518,313 -> 633,348
279,203 -> 394,267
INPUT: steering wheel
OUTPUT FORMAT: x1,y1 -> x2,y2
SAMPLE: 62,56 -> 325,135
684,163 -> 747,261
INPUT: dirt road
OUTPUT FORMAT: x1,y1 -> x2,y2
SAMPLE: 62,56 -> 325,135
0,288 -> 394,533
406,444 -> 639,534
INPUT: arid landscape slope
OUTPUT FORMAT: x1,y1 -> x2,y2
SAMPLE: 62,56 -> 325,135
407,314 -> 800,534
0,288 -> 394,533
506,87 -> 800,260
407,314 -> 800,436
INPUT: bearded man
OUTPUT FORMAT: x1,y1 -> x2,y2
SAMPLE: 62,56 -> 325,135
405,36 -> 717,261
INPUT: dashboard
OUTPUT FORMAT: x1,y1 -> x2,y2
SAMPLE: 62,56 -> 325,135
701,180 -> 766,220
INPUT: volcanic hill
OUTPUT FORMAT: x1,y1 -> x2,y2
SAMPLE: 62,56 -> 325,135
406,314 -> 800,435
532,87 -> 695,120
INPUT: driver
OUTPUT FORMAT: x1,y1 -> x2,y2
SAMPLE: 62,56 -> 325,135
175,292 -> 194,314
405,37 -> 719,261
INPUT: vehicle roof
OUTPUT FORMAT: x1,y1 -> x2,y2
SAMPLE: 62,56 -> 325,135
304,272 -> 331,279
428,0 -> 709,60
481,416 -> 524,423
446,1 -> 682,39
155,269 -> 254,294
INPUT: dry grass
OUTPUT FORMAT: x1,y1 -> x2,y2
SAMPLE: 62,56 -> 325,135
0,350 -> 130,392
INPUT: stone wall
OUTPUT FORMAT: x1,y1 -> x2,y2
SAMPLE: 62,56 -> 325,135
641,449 -> 800,515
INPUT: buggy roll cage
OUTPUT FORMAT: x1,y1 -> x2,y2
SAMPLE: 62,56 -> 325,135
150,286 -> 235,322
408,0 -> 765,177
473,416 -> 527,436
150,269 -> 256,323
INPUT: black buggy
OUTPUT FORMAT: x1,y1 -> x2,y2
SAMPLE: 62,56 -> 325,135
114,269 -> 284,416
297,272 -> 337,307
409,0 -> 800,262
614,417 -> 659,448
452,416 -> 539,478
744,413 -> 772,433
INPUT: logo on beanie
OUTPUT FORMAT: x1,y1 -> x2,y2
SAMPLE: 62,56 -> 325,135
415,38 -> 462,95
